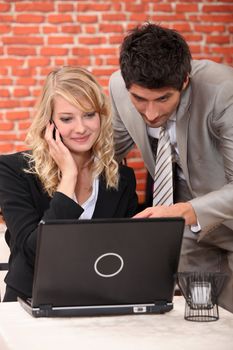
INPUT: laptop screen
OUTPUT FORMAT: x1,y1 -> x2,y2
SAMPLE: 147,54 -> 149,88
32,218 -> 184,308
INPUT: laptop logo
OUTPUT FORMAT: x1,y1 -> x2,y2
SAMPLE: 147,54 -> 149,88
94,253 -> 124,278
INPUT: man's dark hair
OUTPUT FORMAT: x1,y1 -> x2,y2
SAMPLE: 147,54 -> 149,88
120,23 -> 192,91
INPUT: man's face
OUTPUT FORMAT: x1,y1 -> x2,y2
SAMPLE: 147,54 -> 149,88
128,82 -> 187,128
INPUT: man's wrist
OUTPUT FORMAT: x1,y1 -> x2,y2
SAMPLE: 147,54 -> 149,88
173,202 -> 197,226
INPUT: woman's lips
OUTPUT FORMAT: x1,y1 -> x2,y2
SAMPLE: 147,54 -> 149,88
71,135 -> 90,142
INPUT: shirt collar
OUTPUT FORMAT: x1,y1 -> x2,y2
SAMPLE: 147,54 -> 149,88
147,111 -> 176,138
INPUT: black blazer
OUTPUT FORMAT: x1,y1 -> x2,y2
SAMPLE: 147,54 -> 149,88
0,151 -> 138,298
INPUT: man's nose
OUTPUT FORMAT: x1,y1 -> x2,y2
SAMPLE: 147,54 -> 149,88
144,102 -> 159,121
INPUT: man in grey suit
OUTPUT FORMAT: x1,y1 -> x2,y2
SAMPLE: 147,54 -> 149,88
109,23 -> 233,313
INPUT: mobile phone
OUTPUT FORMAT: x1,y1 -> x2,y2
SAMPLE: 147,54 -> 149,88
52,121 -> 57,140
50,120 -> 61,141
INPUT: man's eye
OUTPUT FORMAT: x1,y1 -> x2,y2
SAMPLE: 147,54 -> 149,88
134,96 -> 145,102
158,96 -> 169,102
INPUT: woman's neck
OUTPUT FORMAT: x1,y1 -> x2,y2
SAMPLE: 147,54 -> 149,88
71,151 -> 93,170
75,161 -> 94,205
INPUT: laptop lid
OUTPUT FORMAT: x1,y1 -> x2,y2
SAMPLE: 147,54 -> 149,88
24,217 -> 184,316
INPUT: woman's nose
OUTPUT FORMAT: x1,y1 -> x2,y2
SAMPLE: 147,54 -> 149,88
74,118 -> 86,133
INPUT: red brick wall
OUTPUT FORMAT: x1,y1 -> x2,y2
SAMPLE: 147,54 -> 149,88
0,0 -> 233,203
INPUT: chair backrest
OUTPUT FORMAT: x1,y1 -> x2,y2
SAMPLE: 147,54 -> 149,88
0,223 -> 9,301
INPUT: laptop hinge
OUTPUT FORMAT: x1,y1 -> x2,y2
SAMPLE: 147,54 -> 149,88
155,300 -> 170,305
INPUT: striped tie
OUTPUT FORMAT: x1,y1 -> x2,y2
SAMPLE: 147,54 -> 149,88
153,126 -> 173,206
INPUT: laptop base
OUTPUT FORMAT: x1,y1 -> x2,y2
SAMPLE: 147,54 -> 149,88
18,297 -> 173,318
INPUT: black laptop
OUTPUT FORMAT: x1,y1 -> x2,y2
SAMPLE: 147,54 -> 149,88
18,217 -> 184,317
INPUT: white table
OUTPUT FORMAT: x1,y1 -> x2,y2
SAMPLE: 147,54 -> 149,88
0,297 -> 232,350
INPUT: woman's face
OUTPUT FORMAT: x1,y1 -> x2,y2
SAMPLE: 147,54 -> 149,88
52,95 -> 101,155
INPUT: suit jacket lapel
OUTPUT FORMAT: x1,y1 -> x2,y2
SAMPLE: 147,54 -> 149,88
127,97 -> 155,177
92,175 -> 127,218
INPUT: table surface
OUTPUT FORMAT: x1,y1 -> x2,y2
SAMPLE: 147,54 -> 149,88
0,297 -> 233,350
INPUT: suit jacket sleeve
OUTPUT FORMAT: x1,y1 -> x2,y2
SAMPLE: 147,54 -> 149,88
189,79 -> 233,229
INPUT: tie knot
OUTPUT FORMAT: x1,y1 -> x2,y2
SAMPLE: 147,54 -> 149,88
159,125 -> 170,142
160,124 -> 167,135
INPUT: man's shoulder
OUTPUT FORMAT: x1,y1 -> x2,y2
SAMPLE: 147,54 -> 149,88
191,59 -> 233,84
110,69 -> 122,80
109,70 -> 126,90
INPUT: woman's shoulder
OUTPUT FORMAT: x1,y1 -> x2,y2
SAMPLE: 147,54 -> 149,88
0,150 -> 31,171
118,164 -> 136,180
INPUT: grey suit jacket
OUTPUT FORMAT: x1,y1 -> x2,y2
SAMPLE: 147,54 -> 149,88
109,60 -> 233,232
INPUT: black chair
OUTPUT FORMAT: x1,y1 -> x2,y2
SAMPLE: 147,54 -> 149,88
0,209 -> 8,301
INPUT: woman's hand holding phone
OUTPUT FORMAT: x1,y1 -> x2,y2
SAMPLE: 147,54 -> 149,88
45,122 -> 78,198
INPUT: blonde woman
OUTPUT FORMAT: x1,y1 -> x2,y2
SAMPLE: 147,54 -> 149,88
0,67 -> 138,301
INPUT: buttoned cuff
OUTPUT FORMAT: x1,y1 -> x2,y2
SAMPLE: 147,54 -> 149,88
190,220 -> 201,233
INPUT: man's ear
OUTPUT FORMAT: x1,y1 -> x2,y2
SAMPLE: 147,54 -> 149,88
182,74 -> 190,91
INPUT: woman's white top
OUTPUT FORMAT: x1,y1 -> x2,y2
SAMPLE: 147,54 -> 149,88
73,177 -> 99,219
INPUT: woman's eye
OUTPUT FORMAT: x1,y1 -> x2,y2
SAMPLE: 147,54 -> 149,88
83,112 -> 96,118
60,117 -> 72,122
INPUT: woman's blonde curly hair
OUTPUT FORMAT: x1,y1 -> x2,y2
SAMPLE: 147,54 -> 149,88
25,66 -> 119,196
